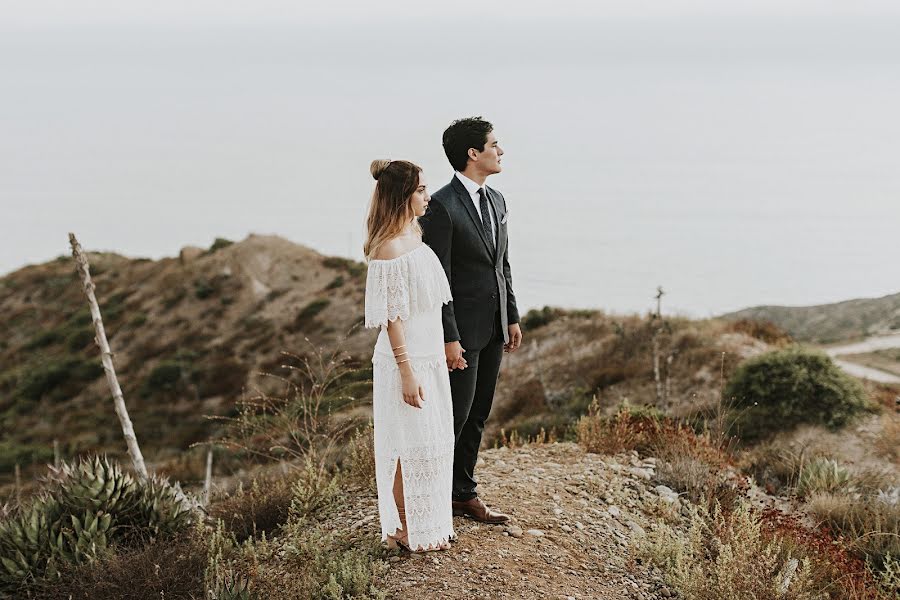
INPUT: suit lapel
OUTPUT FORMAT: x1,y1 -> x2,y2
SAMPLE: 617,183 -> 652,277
451,176 -> 494,259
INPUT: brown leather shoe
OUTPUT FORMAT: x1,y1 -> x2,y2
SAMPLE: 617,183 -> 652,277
452,497 -> 510,524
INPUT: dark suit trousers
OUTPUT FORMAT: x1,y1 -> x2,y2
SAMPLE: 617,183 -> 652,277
450,307 -> 504,501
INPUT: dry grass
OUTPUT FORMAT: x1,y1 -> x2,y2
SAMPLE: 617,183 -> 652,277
637,499 -> 898,600
636,501 -> 820,600
236,516 -> 387,600
207,471 -> 295,542
343,421 -> 376,492
874,413 -> 900,463
723,318 -> 793,346
29,526 -> 211,600
806,492 -> 900,572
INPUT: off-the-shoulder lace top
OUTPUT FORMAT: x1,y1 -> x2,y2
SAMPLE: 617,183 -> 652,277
364,244 -> 452,329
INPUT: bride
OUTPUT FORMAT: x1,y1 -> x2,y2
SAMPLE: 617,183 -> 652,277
363,159 -> 463,552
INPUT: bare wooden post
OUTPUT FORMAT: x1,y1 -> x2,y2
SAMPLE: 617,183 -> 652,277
14,464 -> 21,506
69,233 -> 149,480
664,352 -> 675,405
202,448 -> 213,506
652,286 -> 666,404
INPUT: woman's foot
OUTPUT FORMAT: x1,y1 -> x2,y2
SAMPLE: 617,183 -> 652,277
386,529 -> 451,552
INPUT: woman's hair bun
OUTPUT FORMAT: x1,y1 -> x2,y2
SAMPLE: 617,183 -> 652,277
370,159 -> 392,180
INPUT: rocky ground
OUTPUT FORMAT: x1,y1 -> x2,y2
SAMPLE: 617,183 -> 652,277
327,443 -> 679,600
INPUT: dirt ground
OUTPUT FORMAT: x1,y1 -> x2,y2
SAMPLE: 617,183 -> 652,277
336,443 -> 675,600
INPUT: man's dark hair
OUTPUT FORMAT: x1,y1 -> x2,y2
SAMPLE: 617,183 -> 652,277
442,116 -> 493,172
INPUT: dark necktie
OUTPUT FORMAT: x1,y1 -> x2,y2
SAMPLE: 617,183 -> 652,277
477,187 -> 495,255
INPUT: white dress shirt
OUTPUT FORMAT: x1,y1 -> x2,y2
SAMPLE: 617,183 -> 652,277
455,171 -> 496,242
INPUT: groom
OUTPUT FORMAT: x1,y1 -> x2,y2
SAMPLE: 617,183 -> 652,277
420,116 -> 523,524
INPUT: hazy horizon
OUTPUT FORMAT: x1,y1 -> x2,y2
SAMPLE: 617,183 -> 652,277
3,7 -> 899,317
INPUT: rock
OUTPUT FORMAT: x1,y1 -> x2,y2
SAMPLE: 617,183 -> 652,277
178,246 -> 205,264
507,525 -> 524,538
553,507 -> 563,516
526,529 -> 545,537
608,506 -> 622,518
561,524 -> 573,533
629,467 -> 654,480
627,521 -> 645,536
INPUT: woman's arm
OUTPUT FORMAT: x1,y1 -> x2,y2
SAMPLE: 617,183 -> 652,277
385,318 -> 425,409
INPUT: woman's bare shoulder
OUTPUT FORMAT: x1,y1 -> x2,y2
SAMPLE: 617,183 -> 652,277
371,237 -> 410,261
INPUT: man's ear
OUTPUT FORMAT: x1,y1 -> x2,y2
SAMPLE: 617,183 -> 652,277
467,147 -> 479,162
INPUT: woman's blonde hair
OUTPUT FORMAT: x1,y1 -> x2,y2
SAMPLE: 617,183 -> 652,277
363,159 -> 423,260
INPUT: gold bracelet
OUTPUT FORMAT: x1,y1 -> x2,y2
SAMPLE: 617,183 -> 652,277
396,358 -> 410,365
392,344 -> 407,351
393,351 -> 408,358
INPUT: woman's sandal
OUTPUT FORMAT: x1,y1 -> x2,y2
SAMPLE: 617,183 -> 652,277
386,507 -> 451,552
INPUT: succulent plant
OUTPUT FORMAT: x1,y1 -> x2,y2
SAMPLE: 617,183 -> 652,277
134,475 -> 194,539
0,455 -> 197,594
53,455 -> 141,520
216,572 -> 253,600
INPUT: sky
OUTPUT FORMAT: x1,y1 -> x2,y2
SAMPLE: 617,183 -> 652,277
2,1 -> 898,315
4,0 -> 900,28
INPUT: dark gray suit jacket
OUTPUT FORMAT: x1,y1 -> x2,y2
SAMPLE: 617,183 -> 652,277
419,175 -> 520,349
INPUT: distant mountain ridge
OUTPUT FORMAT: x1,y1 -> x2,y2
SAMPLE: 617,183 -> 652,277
722,292 -> 900,344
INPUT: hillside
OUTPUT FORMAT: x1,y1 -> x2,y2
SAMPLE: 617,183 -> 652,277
1,235 -> 779,494
0,234 -> 845,496
722,292 -> 900,344
0,235 -> 376,491
1,238 -> 898,598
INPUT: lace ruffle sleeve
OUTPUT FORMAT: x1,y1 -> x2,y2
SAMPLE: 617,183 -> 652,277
365,258 -> 411,328
364,245 -> 452,329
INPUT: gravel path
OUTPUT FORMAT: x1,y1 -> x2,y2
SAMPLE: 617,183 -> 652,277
825,333 -> 900,383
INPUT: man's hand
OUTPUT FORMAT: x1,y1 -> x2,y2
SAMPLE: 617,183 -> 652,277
445,341 -> 467,371
504,323 -> 523,353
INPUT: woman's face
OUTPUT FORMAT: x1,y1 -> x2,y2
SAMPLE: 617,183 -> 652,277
409,172 -> 430,217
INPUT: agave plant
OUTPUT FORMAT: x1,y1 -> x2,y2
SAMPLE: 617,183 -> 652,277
53,455 -> 141,520
134,476 -> 194,539
0,455 -> 197,595
215,572 -> 253,600
0,499 -> 60,588
796,457 -> 852,497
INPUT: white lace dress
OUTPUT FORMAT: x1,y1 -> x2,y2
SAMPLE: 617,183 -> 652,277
364,243 -> 456,551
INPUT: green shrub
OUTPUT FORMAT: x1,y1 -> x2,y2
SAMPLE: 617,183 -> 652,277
24,330 -> 64,351
521,306 -> 564,330
325,275 -> 344,290
65,329 -> 94,352
321,256 -> 366,279
207,238 -> 234,253
127,313 -> 148,328
14,358 -> 103,403
724,346 -> 870,443
194,278 -> 216,299
0,441 -> 54,472
141,361 -> 183,397
291,299 -> 330,332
